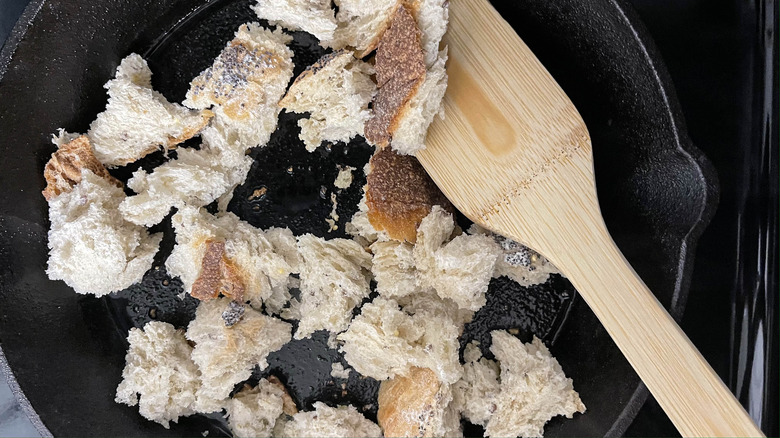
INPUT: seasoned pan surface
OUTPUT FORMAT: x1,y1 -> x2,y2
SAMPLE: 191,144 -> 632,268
0,0 -> 717,436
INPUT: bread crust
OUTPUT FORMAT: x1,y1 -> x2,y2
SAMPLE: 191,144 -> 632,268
377,367 -> 443,437
190,239 -> 246,302
188,38 -> 288,120
42,135 -> 121,201
366,147 -> 453,242
364,4 -> 426,147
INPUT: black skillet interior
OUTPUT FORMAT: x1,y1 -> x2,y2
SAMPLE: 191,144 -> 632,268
0,0 -> 717,436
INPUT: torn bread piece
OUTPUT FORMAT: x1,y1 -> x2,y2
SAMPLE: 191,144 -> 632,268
166,207 -> 297,311
293,234 -> 373,339
119,144 -> 253,227
186,298 -> 292,411
322,0 -> 401,56
325,0 -> 447,64
338,296 -> 462,385
394,288 -> 475,330
455,332 -> 585,438
279,402 -> 382,438
365,147 -> 452,242
87,54 -> 212,167
252,0 -> 337,41
389,49 -> 448,155
42,135 -> 121,201
115,322 -> 201,429
364,4 -> 426,148
369,240 -> 419,298
184,24 -> 294,149
378,366 -> 462,437
226,378 -> 296,438
263,227 -> 304,314
46,169 -> 161,296
280,50 -> 376,151
367,207 -> 499,312
414,206 -> 501,311
390,0 -> 450,154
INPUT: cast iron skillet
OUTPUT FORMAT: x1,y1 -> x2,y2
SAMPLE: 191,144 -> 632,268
0,0 -> 718,436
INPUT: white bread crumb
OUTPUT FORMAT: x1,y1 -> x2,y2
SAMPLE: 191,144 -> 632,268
166,207 -> 297,310
184,24 -> 294,149
294,234 -> 373,338
115,322 -> 201,428
455,331 -> 585,438
331,362 -> 352,379
281,51 -> 375,151
280,402 -> 382,438
326,192 -> 340,232
334,166 -> 355,189
390,49 -> 448,155
185,298 -> 292,410
225,380 -> 286,438
88,54 -> 211,167
338,296 -> 462,384
51,129 -> 80,147
252,0 -> 337,41
46,170 -> 161,297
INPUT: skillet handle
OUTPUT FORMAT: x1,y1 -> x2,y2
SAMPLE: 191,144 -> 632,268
553,218 -> 765,437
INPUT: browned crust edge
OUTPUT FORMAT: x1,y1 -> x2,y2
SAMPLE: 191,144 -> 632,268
365,148 -> 453,242
191,239 -> 247,302
42,135 -> 122,201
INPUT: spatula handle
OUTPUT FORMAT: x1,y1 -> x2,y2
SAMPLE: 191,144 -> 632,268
558,222 -> 764,437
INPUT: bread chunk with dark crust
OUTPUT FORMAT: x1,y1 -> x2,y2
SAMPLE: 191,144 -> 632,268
190,239 -> 246,302
364,4 -> 426,147
42,136 -> 121,201
366,147 -> 453,242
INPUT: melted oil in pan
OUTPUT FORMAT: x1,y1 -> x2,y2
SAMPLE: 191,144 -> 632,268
101,0 -> 576,433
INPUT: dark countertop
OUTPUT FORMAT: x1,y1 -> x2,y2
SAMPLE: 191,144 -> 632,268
1,0 -> 777,436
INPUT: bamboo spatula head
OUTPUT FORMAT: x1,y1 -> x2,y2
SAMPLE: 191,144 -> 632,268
417,0 -> 596,263
416,1 -> 765,437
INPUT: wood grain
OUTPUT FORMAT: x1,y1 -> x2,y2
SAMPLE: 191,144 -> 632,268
418,0 -> 765,436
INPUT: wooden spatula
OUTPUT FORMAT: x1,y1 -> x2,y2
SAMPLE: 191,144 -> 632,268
417,1 -> 764,436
